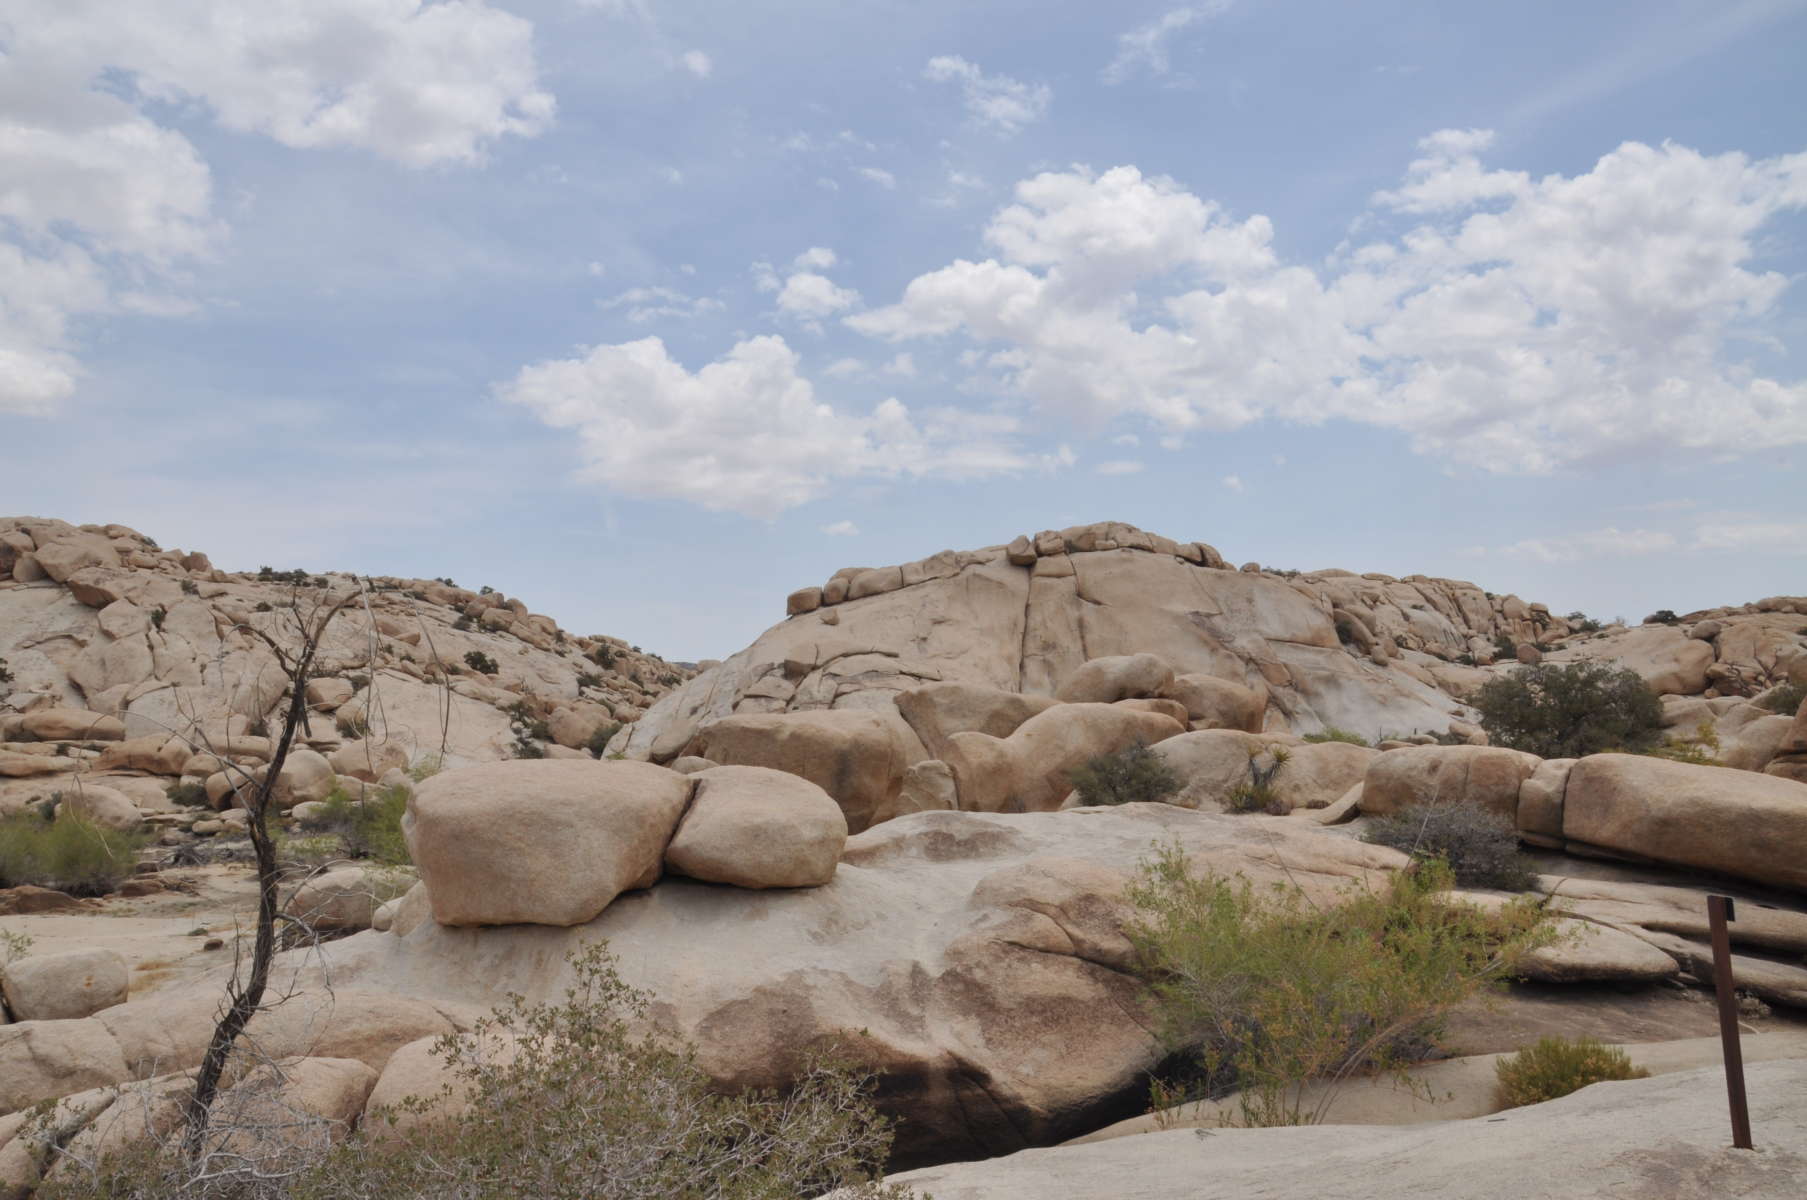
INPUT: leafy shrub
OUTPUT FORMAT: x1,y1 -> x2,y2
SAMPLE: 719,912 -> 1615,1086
1491,633 -> 1516,659
1644,719 -> 1721,765
165,781 -> 211,808
452,614 -> 473,632
590,643 -> 618,670
295,785 -> 411,867
1066,740 -> 1181,806
180,579 -> 199,595
586,722 -> 623,758
1494,1036 -> 1649,1108
1644,609 -> 1679,625
1302,727 -> 1369,746
1129,848 -> 1549,1127
0,655 -> 12,685
150,606 -> 167,631
37,944 -> 914,1199
1227,747 -> 1290,814
254,601 -> 272,613
1363,803 -> 1537,890
575,670 -> 602,690
506,702 -> 550,759
463,650 -> 498,675
1472,662 -> 1663,759
1757,681 -> 1806,715
0,812 -> 147,896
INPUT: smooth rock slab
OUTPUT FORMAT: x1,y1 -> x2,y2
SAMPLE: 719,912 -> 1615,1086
1,949 -> 128,1021
665,765 -> 847,889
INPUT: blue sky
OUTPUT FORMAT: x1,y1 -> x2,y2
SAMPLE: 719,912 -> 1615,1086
3,0 -> 1804,660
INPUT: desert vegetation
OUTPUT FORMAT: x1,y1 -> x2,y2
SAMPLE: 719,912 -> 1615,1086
1363,803 -> 1538,891
1494,1036 -> 1650,1108
1473,662 -> 1663,759
1065,740 -> 1180,806
0,811 -> 147,896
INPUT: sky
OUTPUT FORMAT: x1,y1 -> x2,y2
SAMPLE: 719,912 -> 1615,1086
2,0 -> 1804,661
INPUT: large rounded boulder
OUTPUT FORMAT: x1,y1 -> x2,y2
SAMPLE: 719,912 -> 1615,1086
403,760 -> 692,927
665,765 -> 847,888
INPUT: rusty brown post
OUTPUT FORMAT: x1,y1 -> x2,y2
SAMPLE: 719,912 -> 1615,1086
1707,894 -> 1753,1150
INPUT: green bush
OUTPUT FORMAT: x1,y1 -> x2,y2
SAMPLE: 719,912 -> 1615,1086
1494,1036 -> 1649,1108
1363,803 -> 1537,891
586,722 -> 623,758
1757,681 -> 1806,715
1472,662 -> 1663,759
0,812 -> 147,897
295,785 -> 411,867
463,650 -> 498,675
1302,727 -> 1369,746
164,781 -> 210,808
1066,740 -> 1181,806
1491,633 -> 1516,659
1644,609 -> 1679,625
1226,747 -> 1290,814
1129,847 -> 1550,1127
39,944 -> 915,1199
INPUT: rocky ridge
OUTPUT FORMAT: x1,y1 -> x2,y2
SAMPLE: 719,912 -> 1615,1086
0,515 -> 692,838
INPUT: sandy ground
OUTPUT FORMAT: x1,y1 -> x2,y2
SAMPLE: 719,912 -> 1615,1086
1,864 -> 262,1000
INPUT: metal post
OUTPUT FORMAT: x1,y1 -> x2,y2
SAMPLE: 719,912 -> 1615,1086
1707,894 -> 1753,1150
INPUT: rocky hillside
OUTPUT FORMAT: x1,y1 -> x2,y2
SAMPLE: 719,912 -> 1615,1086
616,518 -> 1807,759
0,515 -> 691,816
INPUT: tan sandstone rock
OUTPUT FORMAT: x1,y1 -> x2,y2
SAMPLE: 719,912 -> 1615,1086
404,759 -> 692,927
1359,744 -> 1542,821
1055,653 -> 1175,704
943,703 -> 1185,813
2,949 -> 129,1021
665,765 -> 847,888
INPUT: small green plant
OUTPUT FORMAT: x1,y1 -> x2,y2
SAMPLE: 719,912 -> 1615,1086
452,614 -> 474,632
1227,747 -> 1290,814
1302,727 -> 1369,746
254,600 -> 272,613
180,578 -> 199,595
586,722 -> 623,758
407,755 -> 444,783
1644,609 -> 1679,625
1455,652 -> 1477,666
576,670 -> 602,690
1363,803 -> 1537,891
1645,719 -> 1721,765
464,650 -> 499,675
1066,740 -> 1182,806
0,655 -> 12,685
1129,847 -> 1550,1127
0,812 -> 147,896
165,780 -> 210,808
1,927 -> 32,967
1756,681 -> 1806,715
507,701 -> 551,759
591,643 -> 618,670
1494,1036 -> 1649,1108
1491,632 -> 1516,659
479,584 -> 495,595
149,605 -> 167,630
1473,662 -> 1663,759
297,785 -> 412,867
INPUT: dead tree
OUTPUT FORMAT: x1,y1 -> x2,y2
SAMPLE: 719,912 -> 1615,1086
180,585 -> 360,1159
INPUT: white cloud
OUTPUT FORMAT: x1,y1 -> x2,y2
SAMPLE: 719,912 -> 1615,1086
857,166 -> 898,189
1690,520 -> 1807,553
849,136 -> 1807,473
922,55 -> 1050,136
1498,528 -> 1678,563
1221,474 -> 1243,492
1095,460 -> 1144,475
680,49 -> 712,77
500,335 -> 1052,517
1112,433 -> 1140,446
881,352 -> 916,378
0,0 -> 552,415
820,520 -> 860,536
777,273 -> 861,320
793,247 -> 837,270
602,285 -> 724,323
823,357 -> 866,378
1101,5 -> 1231,85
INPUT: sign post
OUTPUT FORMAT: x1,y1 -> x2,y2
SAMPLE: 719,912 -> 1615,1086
1707,894 -> 1753,1150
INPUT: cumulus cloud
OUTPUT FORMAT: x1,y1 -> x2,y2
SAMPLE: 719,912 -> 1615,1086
1101,5 -> 1231,85
849,135 -> 1807,472
754,248 -> 861,326
821,520 -> 860,536
500,335 -> 1056,517
923,55 -> 1050,136
0,0 -> 552,415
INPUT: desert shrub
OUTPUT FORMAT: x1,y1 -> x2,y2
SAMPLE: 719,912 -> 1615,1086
590,643 -> 618,670
1129,847 -> 1549,1127
1644,719 -> 1721,765
463,650 -> 498,675
254,601 -> 272,613
0,655 -> 12,684
506,702 -> 551,760
1363,803 -> 1537,891
1494,1036 -> 1649,1108
1302,727 -> 1368,746
452,614 -> 473,632
150,606 -> 167,631
1066,740 -> 1181,806
1226,747 -> 1290,814
165,781 -> 211,808
575,670 -> 602,690
1757,681 -> 1806,714
1644,609 -> 1679,625
1491,633 -> 1516,660
1,927 -> 31,967
406,755 -> 443,783
586,722 -> 623,758
1472,662 -> 1663,759
37,944 -> 914,1199
297,785 -> 411,867
0,812 -> 147,897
